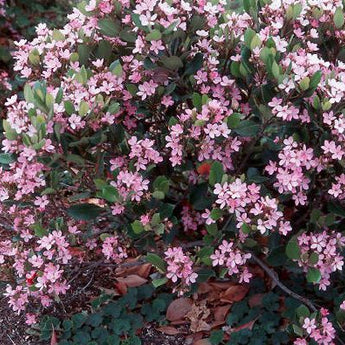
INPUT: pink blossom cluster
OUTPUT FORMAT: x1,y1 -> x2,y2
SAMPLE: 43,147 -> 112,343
297,231 -> 345,290
111,170 -> 149,204
213,179 -> 291,236
210,240 -> 252,283
101,235 -> 127,262
164,247 -> 198,296
294,309 -> 336,345
127,136 -> 163,171
266,137 -> 321,206
181,205 -> 205,232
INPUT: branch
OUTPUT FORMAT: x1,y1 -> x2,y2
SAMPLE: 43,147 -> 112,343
250,253 -> 317,312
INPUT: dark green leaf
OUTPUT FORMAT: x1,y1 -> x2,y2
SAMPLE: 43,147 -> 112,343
67,204 -> 103,221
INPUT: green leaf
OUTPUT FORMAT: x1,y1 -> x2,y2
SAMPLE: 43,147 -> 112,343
87,313 -> 103,327
234,120 -> 260,137
152,277 -> 168,288
161,56 -> 183,70
209,161 -> 224,186
227,113 -> 241,129
32,223 -> 48,238
334,7 -> 344,29
108,102 -> 120,114
79,100 -> 89,116
244,28 -> 256,47
250,34 -> 261,50
72,313 -> 87,328
310,71 -> 322,89
95,40 -> 112,62
28,49 -> 40,65
98,185 -> 119,203
77,44 -> 91,66
292,324 -> 303,337
24,84 -> 35,104
119,29 -> 136,43
146,253 -> 166,273
109,60 -> 123,76
206,223 -> 218,237
67,204 -> 103,220
192,92 -> 202,110
299,77 -> 310,91
271,60 -> 280,79
184,53 -> 204,76
132,220 -> 144,234
153,176 -> 169,194
286,238 -> 301,260
306,268 -> 321,283
296,305 -> 310,319
55,88 -> 63,104
308,253 -> 319,265
152,191 -> 165,200
0,153 -> 14,165
146,29 -> 162,41
98,18 -> 121,37
210,208 -> 223,221
64,101 -> 75,115
52,29 -> 65,41
3,120 -> 17,140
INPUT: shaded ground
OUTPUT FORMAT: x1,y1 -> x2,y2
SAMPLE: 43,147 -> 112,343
0,266 -> 188,345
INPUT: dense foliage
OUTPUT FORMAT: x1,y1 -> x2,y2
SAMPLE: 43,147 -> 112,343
2,0 -> 345,343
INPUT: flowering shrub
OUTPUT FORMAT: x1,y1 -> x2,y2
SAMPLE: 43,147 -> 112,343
2,0 -> 345,343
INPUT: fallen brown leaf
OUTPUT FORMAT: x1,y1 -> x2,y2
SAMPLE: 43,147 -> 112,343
186,300 -> 211,333
166,298 -> 193,322
209,281 -> 236,290
117,274 -> 147,287
214,305 -> 231,321
116,263 -> 152,278
193,339 -> 212,345
157,326 -> 181,335
220,285 -> 249,303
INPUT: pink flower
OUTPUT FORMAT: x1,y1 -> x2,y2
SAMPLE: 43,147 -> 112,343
25,313 -> 37,325
137,80 -> 158,100
302,317 -> 316,334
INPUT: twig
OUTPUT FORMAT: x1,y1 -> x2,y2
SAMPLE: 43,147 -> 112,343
251,253 -> 317,312
7,334 -> 16,345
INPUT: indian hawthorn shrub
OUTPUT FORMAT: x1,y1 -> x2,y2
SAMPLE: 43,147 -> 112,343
2,0 -> 345,343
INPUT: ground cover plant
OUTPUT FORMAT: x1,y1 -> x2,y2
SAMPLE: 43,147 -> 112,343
2,0 -> 345,343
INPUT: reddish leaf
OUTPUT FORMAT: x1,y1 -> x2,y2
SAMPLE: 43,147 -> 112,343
69,247 -> 85,259
248,293 -> 264,308
232,318 -> 257,332
50,329 -> 58,345
114,281 -> 127,295
197,162 -> 211,176
166,298 -> 193,322
117,274 -> 147,287
220,285 -> 249,303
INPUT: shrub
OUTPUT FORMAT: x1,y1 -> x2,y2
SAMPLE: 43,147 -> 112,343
2,0 -> 345,343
